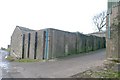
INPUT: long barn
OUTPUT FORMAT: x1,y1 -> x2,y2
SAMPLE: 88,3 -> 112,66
10,26 -> 106,60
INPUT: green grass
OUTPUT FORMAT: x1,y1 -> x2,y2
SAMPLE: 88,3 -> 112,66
72,68 -> 120,78
6,56 -> 41,62
14,59 -> 41,62
91,61 -> 120,78
93,69 -> 120,78
72,60 -> 120,78
6,56 -> 15,61
5,48 -> 10,52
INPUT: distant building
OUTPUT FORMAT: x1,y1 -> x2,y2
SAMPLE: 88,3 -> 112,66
87,31 -> 106,37
7,45 -> 10,49
10,26 -> 106,60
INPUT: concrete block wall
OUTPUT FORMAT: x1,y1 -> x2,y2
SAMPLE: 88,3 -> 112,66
11,27 -> 106,60
24,33 -> 29,59
47,28 -> 77,58
100,37 -> 105,49
76,32 -> 86,53
64,32 -> 77,55
97,37 -> 101,49
10,27 -> 23,58
36,30 -> 44,60
85,35 -> 93,52
92,35 -> 102,51
47,29 -> 53,59
51,29 -> 65,58
29,31 -> 36,59
92,36 -> 97,51
13,29 -> 45,60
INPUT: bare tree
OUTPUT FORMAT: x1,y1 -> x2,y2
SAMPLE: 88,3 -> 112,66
93,11 -> 106,32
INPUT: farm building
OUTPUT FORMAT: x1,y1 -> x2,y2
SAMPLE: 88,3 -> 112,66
10,26 -> 106,60
88,31 -> 106,37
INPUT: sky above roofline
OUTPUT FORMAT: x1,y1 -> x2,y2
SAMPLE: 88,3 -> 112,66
0,0 -> 107,48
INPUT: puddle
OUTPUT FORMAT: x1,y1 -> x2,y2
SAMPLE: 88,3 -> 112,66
0,50 -> 11,78
0,50 -> 24,78
0,62 -> 9,71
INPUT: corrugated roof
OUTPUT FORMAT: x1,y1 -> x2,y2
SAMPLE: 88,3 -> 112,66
89,31 -> 106,34
16,26 -> 35,33
87,31 -> 106,37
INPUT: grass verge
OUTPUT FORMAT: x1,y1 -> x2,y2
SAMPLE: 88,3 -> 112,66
6,56 -> 15,61
71,60 -> 120,78
14,59 -> 41,62
6,56 -> 41,62
71,67 -> 120,78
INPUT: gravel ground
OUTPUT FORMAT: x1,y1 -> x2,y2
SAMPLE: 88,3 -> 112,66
1,49 -> 105,78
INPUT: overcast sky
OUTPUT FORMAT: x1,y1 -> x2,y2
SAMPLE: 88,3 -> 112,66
0,0 -> 107,48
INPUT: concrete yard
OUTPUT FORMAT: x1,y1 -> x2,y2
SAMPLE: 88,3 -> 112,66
1,49 -> 105,78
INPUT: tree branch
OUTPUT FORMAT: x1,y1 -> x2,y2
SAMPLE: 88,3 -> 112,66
93,11 -> 106,32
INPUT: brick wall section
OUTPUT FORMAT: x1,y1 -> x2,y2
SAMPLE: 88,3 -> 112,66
10,27 -> 23,58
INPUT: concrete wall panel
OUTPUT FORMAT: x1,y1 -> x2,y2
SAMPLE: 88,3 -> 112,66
76,32 -> 86,53
24,33 -> 29,58
36,30 -> 44,60
85,35 -> 93,52
64,32 -> 77,55
29,32 -> 35,59
47,29 -> 54,59
51,29 -> 65,58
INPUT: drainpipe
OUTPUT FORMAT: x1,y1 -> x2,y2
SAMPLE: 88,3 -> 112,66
107,8 -> 111,39
45,29 -> 49,59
